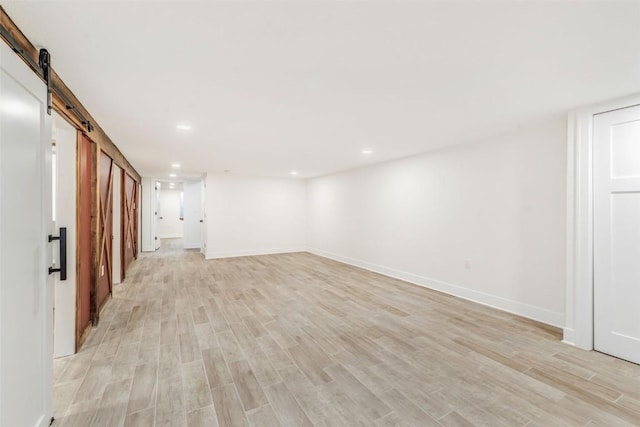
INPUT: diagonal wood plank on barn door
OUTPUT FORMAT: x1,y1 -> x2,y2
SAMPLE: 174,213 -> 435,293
122,172 -> 138,280
97,150 -> 114,312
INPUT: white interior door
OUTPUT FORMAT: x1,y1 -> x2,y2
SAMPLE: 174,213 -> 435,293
0,41 -> 53,426
594,104 -> 640,365
158,188 -> 184,238
154,182 -> 161,249
52,112 -> 77,358
183,180 -> 203,249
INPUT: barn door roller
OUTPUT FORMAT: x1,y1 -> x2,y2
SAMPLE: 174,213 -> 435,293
38,48 -> 52,115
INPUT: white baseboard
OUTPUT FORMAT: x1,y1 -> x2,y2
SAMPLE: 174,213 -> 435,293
159,233 -> 183,239
307,247 -> 565,328
184,243 -> 202,250
205,247 -> 306,260
562,327 -> 576,346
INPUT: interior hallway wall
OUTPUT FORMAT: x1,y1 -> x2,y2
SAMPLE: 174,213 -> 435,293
52,113 -> 77,357
306,118 -> 567,326
141,178 -> 156,252
204,173 -> 305,259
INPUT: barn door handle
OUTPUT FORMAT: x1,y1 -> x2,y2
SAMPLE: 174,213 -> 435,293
48,227 -> 67,280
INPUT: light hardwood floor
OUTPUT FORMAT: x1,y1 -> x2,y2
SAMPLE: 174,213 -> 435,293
53,239 -> 640,426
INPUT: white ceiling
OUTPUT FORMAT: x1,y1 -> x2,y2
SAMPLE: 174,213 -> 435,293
4,1 -> 640,179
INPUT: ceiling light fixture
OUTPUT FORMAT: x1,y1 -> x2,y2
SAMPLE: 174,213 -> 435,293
290,171 -> 299,176
169,173 -> 176,177
176,124 -> 192,131
171,163 -> 181,168
362,149 -> 373,155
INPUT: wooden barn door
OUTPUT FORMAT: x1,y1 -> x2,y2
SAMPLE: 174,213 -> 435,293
77,133 -> 93,346
122,172 -> 138,279
97,150 -> 114,311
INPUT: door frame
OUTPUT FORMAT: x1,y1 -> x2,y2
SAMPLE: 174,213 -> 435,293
565,92 -> 640,350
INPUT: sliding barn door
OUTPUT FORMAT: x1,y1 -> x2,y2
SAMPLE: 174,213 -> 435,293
122,172 -> 138,278
77,133 -> 93,345
97,150 -> 114,311
1,37 -> 54,427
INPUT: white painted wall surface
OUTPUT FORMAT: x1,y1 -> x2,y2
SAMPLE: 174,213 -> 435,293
112,165 -> 122,285
183,180 -> 203,249
141,178 -> 156,252
158,188 -> 184,238
52,113 -> 76,358
306,119 -> 567,326
204,174 -> 305,259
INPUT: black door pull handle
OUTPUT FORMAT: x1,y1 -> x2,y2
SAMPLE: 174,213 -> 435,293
48,227 -> 67,280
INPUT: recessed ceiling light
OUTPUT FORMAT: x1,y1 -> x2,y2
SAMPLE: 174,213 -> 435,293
290,171 -> 299,176
176,124 -> 192,131
171,163 -> 181,168
169,173 -> 176,177
362,149 -> 373,155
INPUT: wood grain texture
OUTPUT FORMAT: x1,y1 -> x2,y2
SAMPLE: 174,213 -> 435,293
52,239 -> 640,426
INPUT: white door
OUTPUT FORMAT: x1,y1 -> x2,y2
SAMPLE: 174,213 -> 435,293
0,41 -> 54,427
158,188 -> 184,238
594,104 -> 640,365
52,112 -> 77,358
183,180 -> 203,249
154,182 -> 161,249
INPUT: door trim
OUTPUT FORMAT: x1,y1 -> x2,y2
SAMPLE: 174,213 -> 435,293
565,92 -> 640,350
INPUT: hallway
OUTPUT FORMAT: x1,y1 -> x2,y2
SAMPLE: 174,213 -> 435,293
52,240 -> 640,426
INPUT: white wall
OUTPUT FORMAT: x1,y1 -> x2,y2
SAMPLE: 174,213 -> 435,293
141,178 -> 156,252
158,188 -> 184,238
183,180 -> 203,249
53,113 -> 76,357
306,118 -> 567,326
204,173 -> 306,259
112,165 -> 122,285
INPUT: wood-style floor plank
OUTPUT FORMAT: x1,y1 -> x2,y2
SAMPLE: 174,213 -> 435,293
52,239 -> 640,426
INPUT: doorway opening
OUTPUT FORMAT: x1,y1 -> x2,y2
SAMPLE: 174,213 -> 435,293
566,93 -> 640,366
142,178 -> 204,254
